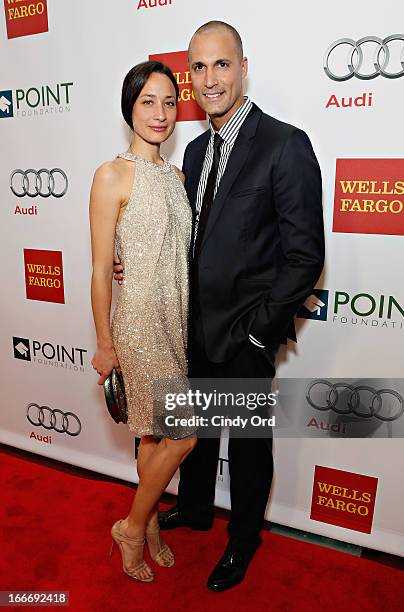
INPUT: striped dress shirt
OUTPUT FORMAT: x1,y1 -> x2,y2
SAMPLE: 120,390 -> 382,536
194,95 -> 253,230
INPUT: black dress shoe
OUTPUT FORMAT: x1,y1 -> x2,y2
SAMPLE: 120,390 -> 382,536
207,543 -> 260,592
158,505 -> 212,531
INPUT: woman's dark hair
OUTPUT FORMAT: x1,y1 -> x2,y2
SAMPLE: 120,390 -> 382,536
121,61 -> 180,129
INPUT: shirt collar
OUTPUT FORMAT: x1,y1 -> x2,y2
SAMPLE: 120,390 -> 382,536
209,96 -> 252,146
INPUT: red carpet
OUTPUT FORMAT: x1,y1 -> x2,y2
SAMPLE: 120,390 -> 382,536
0,447 -> 403,612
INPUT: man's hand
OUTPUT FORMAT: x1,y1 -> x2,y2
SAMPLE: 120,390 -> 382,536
113,256 -> 124,285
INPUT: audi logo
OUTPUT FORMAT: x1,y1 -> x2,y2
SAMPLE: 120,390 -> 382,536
305,380 -> 404,421
10,169 -> 68,198
324,35 -> 404,81
26,403 -> 81,436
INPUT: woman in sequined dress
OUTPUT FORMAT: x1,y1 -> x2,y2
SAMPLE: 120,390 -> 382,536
89,62 -> 196,583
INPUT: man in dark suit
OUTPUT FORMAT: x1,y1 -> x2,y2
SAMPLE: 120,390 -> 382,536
115,21 -> 324,591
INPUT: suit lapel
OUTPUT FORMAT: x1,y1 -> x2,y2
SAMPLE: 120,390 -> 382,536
186,131 -> 210,213
201,104 -> 262,249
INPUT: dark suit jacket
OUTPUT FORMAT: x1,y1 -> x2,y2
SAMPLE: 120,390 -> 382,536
182,102 -> 325,363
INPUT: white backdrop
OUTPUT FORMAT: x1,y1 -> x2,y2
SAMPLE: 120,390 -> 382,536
1,0 -> 403,556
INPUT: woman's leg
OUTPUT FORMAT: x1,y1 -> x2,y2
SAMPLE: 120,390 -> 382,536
136,436 -> 159,527
125,435 -> 197,538
117,435 -> 196,576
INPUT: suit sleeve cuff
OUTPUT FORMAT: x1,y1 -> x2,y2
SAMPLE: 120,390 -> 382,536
248,333 -> 266,348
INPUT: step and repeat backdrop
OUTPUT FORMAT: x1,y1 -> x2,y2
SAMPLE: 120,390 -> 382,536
1,0 -> 403,556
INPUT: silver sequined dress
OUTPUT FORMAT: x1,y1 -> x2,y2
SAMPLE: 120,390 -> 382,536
111,152 -> 192,437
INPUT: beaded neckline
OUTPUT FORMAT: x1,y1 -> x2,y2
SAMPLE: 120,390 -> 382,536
117,151 -> 171,172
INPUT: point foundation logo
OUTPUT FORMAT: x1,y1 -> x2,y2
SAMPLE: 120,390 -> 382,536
0,90 -> 14,118
149,51 -> 205,122
332,290 -> 404,331
297,289 -> 329,321
4,0 -> 48,39
23,249 -> 65,303
310,465 -> 378,533
13,336 -> 31,361
12,336 -> 87,373
298,288 -> 404,332
0,82 -> 73,119
333,159 -> 404,236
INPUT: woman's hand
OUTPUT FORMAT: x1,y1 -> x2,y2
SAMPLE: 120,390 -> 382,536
91,345 -> 121,385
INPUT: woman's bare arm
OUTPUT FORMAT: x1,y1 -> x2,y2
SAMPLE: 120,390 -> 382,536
89,162 -> 122,384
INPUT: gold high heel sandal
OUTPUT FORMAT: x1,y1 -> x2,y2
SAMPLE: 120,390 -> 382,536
110,519 -> 154,582
146,526 -> 175,567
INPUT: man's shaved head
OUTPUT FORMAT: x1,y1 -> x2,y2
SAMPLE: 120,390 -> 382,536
187,20 -> 247,129
189,20 -> 244,61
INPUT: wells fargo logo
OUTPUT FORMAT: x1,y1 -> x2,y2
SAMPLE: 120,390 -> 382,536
4,0 -> 48,39
149,50 -> 205,122
24,249 -> 65,303
310,465 -> 378,533
333,159 -> 404,236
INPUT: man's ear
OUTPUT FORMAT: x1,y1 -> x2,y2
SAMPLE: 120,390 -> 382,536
241,56 -> 248,79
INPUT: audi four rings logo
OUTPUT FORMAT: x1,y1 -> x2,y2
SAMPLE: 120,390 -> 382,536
324,35 -> 404,81
10,169 -> 68,198
26,403 -> 81,436
306,381 -> 404,421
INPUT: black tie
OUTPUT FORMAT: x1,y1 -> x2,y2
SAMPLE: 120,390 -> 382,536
194,133 -> 223,258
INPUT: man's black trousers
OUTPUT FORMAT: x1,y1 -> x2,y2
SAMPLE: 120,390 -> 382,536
177,308 -> 278,554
